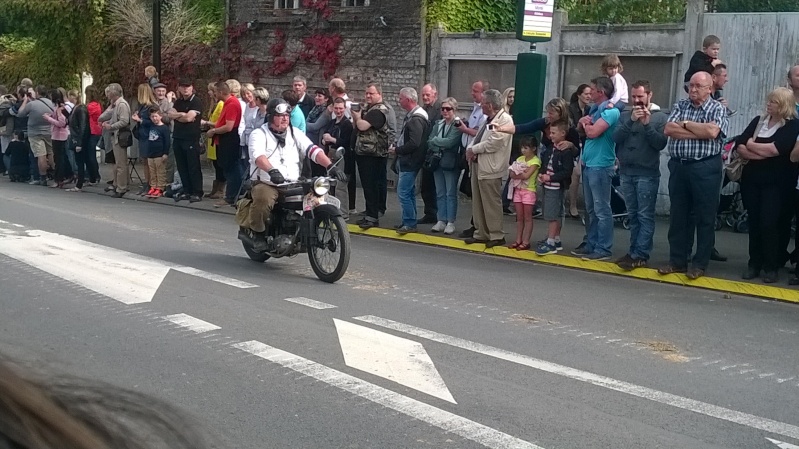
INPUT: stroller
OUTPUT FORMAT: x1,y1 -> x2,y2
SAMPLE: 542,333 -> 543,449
611,172 -> 630,229
717,138 -> 748,233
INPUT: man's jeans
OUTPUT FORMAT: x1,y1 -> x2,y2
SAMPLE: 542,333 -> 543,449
667,155 -> 722,269
583,166 -> 615,256
619,174 -> 659,260
397,170 -> 418,228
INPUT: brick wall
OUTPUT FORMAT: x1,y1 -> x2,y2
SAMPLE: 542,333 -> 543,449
228,0 -> 425,117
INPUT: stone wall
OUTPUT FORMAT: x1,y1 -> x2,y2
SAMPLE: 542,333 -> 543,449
228,0 -> 425,114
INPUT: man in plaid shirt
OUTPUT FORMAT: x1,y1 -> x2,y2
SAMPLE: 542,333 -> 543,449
658,72 -> 729,280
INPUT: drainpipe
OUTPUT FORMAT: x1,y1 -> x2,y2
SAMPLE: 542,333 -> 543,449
419,0 -> 427,86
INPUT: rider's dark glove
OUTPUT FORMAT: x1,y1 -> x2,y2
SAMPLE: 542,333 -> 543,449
268,169 -> 286,184
328,165 -> 348,182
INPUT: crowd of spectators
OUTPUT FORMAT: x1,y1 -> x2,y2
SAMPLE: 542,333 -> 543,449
3,38 -> 799,285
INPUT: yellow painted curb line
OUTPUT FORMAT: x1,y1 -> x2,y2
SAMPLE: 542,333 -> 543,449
347,224 -> 799,305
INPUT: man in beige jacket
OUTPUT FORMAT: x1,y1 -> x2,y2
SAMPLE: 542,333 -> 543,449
464,89 -> 514,247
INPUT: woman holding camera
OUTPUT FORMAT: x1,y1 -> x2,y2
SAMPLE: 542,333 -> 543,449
427,97 -> 464,235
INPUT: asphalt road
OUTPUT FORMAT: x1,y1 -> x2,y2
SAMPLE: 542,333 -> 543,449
1,181 -> 799,449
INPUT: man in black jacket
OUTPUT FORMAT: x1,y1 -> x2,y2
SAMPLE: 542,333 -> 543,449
293,76 -> 315,118
390,87 -> 430,235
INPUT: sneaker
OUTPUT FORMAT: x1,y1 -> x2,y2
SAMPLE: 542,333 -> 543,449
396,226 -> 417,235
431,221 -> 446,233
617,255 -> 648,271
444,223 -> 456,235
151,189 -> 164,198
349,209 -> 358,215
615,254 -> 634,266
533,207 -> 542,218
146,188 -> 157,196
536,242 -> 559,256
189,195 -> 201,203
571,243 -> 590,256
28,179 -> 40,185
555,241 -> 563,251
502,207 -> 516,216
582,253 -> 610,261
538,239 -> 563,251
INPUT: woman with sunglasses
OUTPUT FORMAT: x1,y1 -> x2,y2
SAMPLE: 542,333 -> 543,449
426,97 -> 464,235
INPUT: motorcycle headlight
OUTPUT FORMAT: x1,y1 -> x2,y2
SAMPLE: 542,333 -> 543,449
312,177 -> 330,196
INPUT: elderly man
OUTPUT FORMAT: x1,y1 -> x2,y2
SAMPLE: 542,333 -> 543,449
790,64 -> 799,114
16,85 -> 56,186
463,89 -> 513,248
244,98 -> 344,251
458,80 -> 489,238
575,76 -> 621,261
168,79 -> 205,202
353,83 -> 391,229
293,76 -> 315,118
99,83 -> 131,197
658,72 -> 728,280
390,87 -> 430,234
612,80 -> 668,270
417,83 -> 441,224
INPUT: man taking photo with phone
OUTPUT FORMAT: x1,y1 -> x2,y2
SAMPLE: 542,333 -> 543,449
611,80 -> 668,270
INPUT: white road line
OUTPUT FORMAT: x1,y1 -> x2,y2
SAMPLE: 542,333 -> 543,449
353,315 -> 799,441
768,438 -> 799,448
334,319 -> 456,403
0,222 -> 257,304
163,314 -> 221,333
282,297 -> 337,309
233,340 -> 544,449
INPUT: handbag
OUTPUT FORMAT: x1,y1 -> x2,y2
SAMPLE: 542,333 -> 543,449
423,148 -> 441,171
440,149 -> 459,171
117,128 -> 133,148
725,115 -> 765,182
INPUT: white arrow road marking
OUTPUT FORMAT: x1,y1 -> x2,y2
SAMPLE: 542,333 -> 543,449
768,438 -> 799,448
233,340 -> 544,449
283,297 -> 337,309
0,222 -> 257,304
334,319 -> 456,404
163,314 -> 221,333
354,315 -> 799,441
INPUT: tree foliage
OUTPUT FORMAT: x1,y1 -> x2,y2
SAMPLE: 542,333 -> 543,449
713,0 -> 799,12
426,0 -> 686,32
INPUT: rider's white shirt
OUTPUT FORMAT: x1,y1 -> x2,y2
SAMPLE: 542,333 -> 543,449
248,125 -> 321,184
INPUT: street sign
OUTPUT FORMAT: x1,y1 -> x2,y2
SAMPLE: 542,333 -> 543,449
516,0 -> 555,43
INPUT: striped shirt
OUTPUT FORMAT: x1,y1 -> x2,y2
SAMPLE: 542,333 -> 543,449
666,97 -> 728,160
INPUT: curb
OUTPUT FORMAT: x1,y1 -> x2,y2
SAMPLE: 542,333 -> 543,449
347,225 -> 799,305
83,185 -> 798,305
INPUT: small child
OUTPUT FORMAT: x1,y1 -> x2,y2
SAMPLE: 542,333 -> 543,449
535,121 -> 575,256
602,54 -> 628,111
7,133 -> 30,183
145,107 -> 171,198
507,136 -> 541,251
684,35 -> 723,92
145,66 -> 160,89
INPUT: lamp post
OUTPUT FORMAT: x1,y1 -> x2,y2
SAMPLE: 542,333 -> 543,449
153,0 -> 162,73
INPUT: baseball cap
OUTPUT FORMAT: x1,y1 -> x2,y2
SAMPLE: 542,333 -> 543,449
153,82 -> 167,89
178,78 -> 193,87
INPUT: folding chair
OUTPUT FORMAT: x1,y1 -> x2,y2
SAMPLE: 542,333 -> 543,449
128,158 -> 143,184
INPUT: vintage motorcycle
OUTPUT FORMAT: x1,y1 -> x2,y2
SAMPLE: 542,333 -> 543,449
237,160 -> 350,283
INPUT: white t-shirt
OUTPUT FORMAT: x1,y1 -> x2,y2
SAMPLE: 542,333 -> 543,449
238,99 -> 248,141
610,73 -> 629,105
248,125 -> 324,184
462,102 -> 487,148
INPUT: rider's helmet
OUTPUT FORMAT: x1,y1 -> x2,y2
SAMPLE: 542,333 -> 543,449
266,98 -> 291,123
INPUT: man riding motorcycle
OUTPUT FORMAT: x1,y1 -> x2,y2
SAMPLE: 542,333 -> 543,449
244,98 -> 346,251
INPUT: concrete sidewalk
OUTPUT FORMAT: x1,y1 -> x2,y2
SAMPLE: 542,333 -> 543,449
72,160 -> 799,303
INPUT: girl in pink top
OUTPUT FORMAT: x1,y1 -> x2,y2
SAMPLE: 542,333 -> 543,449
43,89 -> 72,188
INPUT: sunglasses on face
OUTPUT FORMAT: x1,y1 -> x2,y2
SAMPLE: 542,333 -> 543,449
441,107 -> 453,111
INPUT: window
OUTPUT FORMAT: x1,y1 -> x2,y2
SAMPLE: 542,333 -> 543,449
342,0 -> 369,6
275,0 -> 299,9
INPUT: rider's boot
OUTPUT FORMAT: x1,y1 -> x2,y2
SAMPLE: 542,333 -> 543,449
252,231 -> 269,252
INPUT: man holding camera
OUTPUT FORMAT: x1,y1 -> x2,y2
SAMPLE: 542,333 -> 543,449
611,80 -> 668,271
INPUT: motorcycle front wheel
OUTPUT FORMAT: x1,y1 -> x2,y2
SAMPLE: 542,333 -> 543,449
308,213 -> 350,283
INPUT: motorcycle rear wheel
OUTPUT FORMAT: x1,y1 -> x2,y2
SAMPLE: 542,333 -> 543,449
242,241 -> 270,263
308,213 -> 350,283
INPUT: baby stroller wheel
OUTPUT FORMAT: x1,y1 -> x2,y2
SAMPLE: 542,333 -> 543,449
621,217 -> 631,230
734,219 -> 749,234
724,215 -> 736,229
715,216 -> 723,231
